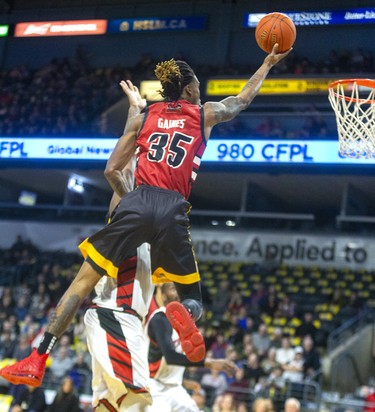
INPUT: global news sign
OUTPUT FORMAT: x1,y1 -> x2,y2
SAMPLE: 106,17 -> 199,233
243,8 -> 375,27
1,137 -> 375,166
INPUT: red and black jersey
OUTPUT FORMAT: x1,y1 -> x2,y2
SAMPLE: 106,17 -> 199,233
135,100 -> 206,200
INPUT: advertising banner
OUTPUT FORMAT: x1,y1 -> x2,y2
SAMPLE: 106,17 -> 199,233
206,78 -> 336,96
14,20 -> 107,37
243,8 -> 375,27
0,221 -> 373,270
0,137 -> 115,160
190,229 -> 375,270
1,137 -> 375,165
107,16 -> 207,33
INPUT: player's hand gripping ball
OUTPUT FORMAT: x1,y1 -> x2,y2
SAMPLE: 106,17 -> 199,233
255,12 -> 296,53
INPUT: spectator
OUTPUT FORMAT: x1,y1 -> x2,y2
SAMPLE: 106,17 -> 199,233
226,367 -> 250,404
302,335 -> 320,379
266,365 -> 285,392
28,283 -> 50,323
69,351 -> 91,392
276,337 -> 295,366
210,333 -> 229,359
48,376 -> 82,412
0,330 -> 16,359
252,324 -> 271,357
261,347 -> 279,374
211,392 -> 237,412
211,281 -> 232,321
228,288 -> 244,313
10,384 -> 46,412
192,388 -> 210,412
243,353 -> 266,386
252,398 -> 275,412
72,314 -> 87,344
201,368 -> 228,398
277,295 -> 296,319
246,283 -> 267,315
269,327 -> 283,349
263,289 -> 279,318
295,312 -> 318,342
12,334 -> 32,361
50,346 -> 76,385
282,347 -> 304,383
284,397 -> 301,412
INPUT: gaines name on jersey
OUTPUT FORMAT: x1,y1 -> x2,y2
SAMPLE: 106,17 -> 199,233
157,118 -> 186,129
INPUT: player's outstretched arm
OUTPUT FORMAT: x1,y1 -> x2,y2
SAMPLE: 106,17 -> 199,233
107,81 -> 145,211
105,80 -> 146,198
204,44 -> 291,134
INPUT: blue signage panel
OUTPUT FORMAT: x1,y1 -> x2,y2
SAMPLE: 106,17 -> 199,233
243,8 -> 375,27
1,137 -> 374,165
108,16 -> 207,33
203,139 -> 375,164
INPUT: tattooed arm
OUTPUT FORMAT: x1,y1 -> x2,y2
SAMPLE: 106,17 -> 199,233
203,44 -> 291,138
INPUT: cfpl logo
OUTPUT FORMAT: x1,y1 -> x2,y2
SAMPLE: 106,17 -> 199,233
0,140 -> 28,157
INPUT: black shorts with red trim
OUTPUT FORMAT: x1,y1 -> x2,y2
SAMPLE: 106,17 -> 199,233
79,185 -> 200,285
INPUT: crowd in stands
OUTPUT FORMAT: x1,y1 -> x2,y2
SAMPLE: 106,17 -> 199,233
0,236 -> 371,411
0,47 -> 373,139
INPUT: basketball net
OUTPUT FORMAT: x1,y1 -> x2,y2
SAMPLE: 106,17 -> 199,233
328,79 -> 375,158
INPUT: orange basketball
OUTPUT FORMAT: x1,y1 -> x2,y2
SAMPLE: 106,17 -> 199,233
255,12 -> 296,54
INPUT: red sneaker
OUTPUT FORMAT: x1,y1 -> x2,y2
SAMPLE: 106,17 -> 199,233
0,348 -> 48,386
166,301 -> 206,362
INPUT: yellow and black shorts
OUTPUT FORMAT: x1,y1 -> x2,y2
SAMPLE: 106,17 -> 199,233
79,185 -> 200,285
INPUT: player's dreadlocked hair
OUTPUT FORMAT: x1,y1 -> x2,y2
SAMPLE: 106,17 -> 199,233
154,59 -> 195,101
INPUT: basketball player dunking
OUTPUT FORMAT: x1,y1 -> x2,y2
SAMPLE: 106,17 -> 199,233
0,44 -> 290,391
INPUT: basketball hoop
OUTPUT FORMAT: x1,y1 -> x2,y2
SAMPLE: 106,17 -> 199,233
328,78 -> 375,158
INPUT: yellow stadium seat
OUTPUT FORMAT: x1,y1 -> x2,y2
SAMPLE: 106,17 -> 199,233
266,276 -> 277,283
276,269 -> 288,277
315,303 -> 328,312
313,320 -> 321,329
273,317 -> 287,326
319,312 -> 333,321
344,273 -> 355,281
261,315 -> 272,325
282,327 -> 295,336
286,285 -> 299,294
289,318 -> 302,327
330,305 -> 340,314
311,271 -> 321,279
290,337 -> 301,346
327,272 -> 338,280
